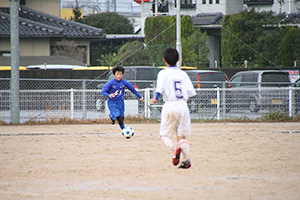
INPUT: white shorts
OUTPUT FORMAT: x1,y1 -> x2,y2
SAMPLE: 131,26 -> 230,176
159,101 -> 191,138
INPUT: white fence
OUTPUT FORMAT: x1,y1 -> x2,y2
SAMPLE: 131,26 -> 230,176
0,86 -> 299,124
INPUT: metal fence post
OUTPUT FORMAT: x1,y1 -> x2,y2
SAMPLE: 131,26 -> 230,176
222,82 -> 226,118
144,88 -> 150,118
82,80 -> 86,120
217,87 -> 220,120
289,86 -> 294,117
70,88 -> 74,119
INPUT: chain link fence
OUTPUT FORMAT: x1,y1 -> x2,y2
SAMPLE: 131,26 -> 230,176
0,78 -> 299,123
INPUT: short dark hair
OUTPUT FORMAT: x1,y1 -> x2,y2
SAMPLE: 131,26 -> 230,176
112,66 -> 124,75
163,47 -> 179,66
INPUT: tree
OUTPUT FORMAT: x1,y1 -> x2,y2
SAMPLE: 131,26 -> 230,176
110,40 -> 151,66
144,15 -> 206,67
182,29 -> 209,67
97,53 -> 117,67
80,12 -> 134,34
279,27 -> 300,67
221,9 -> 294,68
71,7 -> 82,22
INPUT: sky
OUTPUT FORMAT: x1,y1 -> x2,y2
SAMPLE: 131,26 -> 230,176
61,0 -> 142,13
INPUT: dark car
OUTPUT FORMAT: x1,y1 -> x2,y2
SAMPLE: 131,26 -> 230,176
229,70 -> 291,112
186,70 -> 230,88
96,66 -> 162,111
185,70 -> 230,112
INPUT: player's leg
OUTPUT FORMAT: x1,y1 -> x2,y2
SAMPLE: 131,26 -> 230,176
160,102 -> 181,166
177,102 -> 191,169
161,136 -> 175,150
109,115 -> 115,125
177,136 -> 191,168
116,100 -> 125,130
116,116 -> 125,129
160,103 -> 176,150
107,100 -> 117,125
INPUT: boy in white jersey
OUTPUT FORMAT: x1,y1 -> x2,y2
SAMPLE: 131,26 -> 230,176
152,48 -> 196,169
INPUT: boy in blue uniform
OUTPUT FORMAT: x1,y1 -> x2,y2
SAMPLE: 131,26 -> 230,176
101,66 -> 144,130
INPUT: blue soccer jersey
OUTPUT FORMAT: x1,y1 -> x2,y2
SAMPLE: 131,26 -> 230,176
101,79 -> 142,121
101,79 -> 141,101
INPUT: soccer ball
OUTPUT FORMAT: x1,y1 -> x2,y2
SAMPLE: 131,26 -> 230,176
122,127 -> 134,139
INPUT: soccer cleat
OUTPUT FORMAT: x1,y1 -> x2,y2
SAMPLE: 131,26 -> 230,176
178,160 -> 191,169
172,147 -> 182,166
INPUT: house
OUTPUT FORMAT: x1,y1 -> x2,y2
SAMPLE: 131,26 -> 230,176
133,0 -> 300,68
0,0 -> 105,66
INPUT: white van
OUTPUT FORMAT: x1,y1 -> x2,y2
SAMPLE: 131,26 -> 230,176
229,70 -> 291,112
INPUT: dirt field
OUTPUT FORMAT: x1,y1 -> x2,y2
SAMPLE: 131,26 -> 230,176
1,122 -> 300,200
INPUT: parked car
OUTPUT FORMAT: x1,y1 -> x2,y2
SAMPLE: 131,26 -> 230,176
186,70 -> 230,88
96,66 -> 163,111
228,70 -> 291,112
185,70 -> 230,112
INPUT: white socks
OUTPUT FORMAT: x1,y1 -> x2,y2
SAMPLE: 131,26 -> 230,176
161,136 -> 190,161
161,136 -> 175,150
179,139 -> 190,160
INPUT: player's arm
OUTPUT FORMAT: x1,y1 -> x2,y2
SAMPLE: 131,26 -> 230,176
101,80 -> 113,98
152,92 -> 161,104
124,80 -> 144,101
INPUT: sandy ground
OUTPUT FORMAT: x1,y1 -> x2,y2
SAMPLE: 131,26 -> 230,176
1,122 -> 300,200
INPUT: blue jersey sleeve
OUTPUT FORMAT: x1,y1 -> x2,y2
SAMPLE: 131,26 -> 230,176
124,80 -> 142,99
101,80 -> 113,97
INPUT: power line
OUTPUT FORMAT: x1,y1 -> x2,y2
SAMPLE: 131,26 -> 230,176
221,27 -> 279,68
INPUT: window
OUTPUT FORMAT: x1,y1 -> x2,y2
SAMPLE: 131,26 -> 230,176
216,0 -> 220,4
202,0 -> 206,4
241,73 -> 257,86
0,51 -> 11,57
230,75 -> 242,87
261,72 -> 290,87
243,0 -> 274,5
209,0 -> 213,4
175,0 -> 196,9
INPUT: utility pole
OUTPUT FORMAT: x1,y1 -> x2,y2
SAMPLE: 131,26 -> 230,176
106,0 -> 110,12
10,0 -> 20,124
176,0 -> 182,68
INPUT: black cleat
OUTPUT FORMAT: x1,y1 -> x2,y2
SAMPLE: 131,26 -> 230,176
178,160 -> 191,169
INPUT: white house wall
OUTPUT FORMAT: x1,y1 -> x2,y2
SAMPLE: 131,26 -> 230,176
0,0 -> 61,17
244,1 -> 300,14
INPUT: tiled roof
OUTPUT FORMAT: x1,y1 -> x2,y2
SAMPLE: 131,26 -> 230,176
0,7 -> 105,38
192,12 -> 224,27
0,56 -> 86,66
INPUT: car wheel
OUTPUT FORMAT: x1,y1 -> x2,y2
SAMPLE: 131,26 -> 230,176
249,98 -> 259,113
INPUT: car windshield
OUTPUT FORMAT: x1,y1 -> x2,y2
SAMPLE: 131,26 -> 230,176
135,68 -> 161,80
187,72 -> 227,82
199,72 -> 227,82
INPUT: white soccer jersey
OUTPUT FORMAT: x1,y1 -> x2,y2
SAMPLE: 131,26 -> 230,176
156,67 -> 196,102
156,66 -> 196,137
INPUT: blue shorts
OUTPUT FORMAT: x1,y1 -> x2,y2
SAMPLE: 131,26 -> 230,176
107,99 -> 124,120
